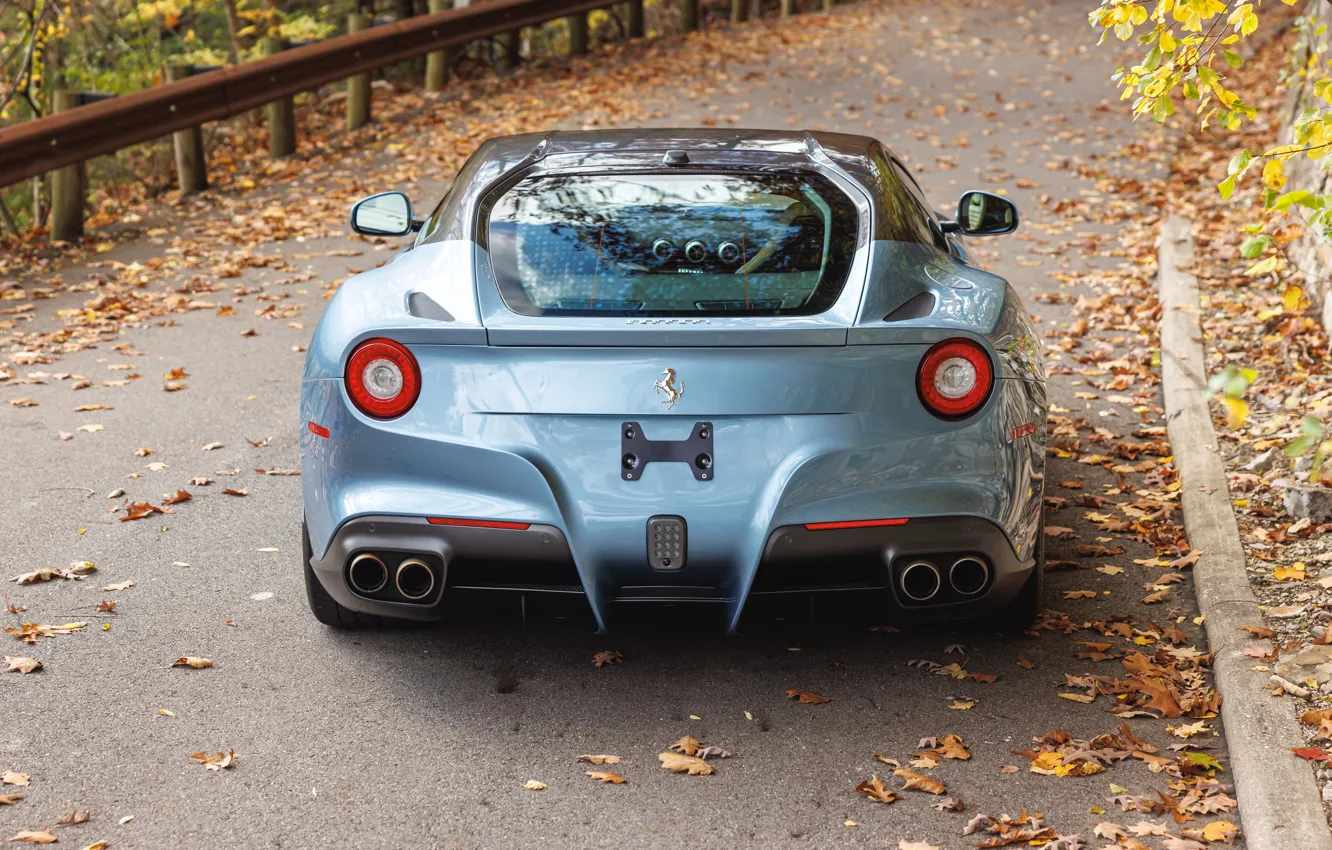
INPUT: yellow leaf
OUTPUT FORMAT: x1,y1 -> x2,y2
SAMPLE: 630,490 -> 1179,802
522,779 -> 547,791
1283,284 -> 1307,312
1263,159 -> 1287,190
1203,820 -> 1239,841
1222,396 -> 1248,429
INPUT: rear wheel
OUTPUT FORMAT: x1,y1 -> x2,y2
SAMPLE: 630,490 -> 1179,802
304,520 -> 381,629
996,507 -> 1044,635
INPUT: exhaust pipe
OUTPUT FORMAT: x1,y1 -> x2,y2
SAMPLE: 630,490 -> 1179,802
949,557 -> 990,596
899,560 -> 941,602
395,558 -> 436,601
348,553 -> 388,594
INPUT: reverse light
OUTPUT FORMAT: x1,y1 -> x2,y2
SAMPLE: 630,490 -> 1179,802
345,338 -> 420,419
917,338 -> 994,419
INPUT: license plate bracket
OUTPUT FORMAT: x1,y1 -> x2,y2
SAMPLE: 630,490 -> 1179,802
620,421 -> 714,482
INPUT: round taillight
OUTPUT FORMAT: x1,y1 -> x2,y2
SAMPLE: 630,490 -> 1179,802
917,338 -> 994,419
345,338 -> 420,419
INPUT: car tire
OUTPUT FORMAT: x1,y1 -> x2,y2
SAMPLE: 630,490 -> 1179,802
996,507 -> 1045,635
303,519 -> 380,629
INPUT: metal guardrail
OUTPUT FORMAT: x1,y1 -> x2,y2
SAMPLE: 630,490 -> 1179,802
0,0 -> 623,189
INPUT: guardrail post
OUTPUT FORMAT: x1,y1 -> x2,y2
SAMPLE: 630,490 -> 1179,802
682,0 -> 699,31
49,90 -> 85,243
824,0 -> 834,9
731,0 -> 748,22
263,36 -> 296,157
781,0 -> 795,16
347,13 -> 372,130
628,0 -> 645,37
500,28 -> 521,71
425,0 -> 449,91
568,12 -> 588,55
166,64 -> 208,194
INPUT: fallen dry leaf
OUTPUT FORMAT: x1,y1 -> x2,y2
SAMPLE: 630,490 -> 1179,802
4,657 -> 41,674
669,735 -> 702,756
55,809 -> 89,825
188,749 -> 235,771
592,650 -> 622,668
2,771 -> 30,786
102,579 -> 134,592
785,689 -> 832,704
585,770 -> 627,784
576,754 -> 622,765
854,774 -> 899,804
6,828 -> 57,845
522,779 -> 546,791
658,751 -> 714,775
894,767 -> 947,795
0,793 -> 22,805
172,657 -> 214,669
5,622 -> 87,643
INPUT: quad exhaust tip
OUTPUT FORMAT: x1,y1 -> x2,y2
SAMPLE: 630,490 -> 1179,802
348,553 -> 388,594
899,560 -> 941,602
949,557 -> 989,596
396,558 -> 436,600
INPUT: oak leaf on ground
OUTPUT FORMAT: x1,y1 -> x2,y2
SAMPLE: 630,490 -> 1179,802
6,828 -> 57,845
785,689 -> 832,704
2,771 -> 30,786
658,752 -> 714,775
669,735 -> 702,756
576,754 -> 621,765
4,657 -> 41,674
893,767 -> 946,794
592,650 -> 622,668
189,749 -> 236,771
585,770 -> 627,784
172,657 -> 214,669
853,774 -> 898,804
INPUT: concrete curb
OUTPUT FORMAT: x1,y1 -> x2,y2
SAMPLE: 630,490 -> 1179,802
1158,216 -> 1331,850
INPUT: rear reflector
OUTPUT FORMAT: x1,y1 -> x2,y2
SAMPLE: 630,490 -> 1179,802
307,422 -> 330,438
804,518 -> 909,531
427,517 -> 531,530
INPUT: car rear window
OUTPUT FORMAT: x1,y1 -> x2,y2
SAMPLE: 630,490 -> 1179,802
486,171 -> 859,317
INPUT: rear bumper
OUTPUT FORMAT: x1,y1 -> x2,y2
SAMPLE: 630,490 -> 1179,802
308,513 -> 1035,625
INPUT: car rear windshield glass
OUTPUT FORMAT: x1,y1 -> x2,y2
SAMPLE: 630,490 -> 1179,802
486,171 -> 859,316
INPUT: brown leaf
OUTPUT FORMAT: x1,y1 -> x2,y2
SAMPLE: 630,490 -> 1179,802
1064,590 -> 1098,599
55,809 -> 89,825
6,828 -> 57,844
102,580 -> 134,592
95,600 -> 117,613
785,689 -> 832,704
592,650 -> 622,668
585,770 -> 627,784
576,754 -> 622,765
894,767 -> 947,794
1237,625 -> 1276,639
2,771 -> 30,786
222,488 -> 248,496
162,489 -> 192,506
5,622 -> 86,643
188,749 -> 236,771
172,657 -> 213,669
669,735 -> 702,756
0,793 -> 22,804
658,751 -> 714,775
854,774 -> 899,804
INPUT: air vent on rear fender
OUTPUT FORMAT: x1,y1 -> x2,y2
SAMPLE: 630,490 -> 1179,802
407,291 -> 454,322
883,291 -> 936,322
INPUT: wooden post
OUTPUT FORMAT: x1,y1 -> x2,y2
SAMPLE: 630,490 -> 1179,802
49,91 -> 84,243
568,11 -> 588,55
425,0 -> 449,91
501,28 -> 521,71
346,13 -> 371,130
682,0 -> 699,31
731,0 -> 748,22
263,36 -> 296,157
628,0 -> 645,37
781,0 -> 795,17
166,64 -> 208,194
824,0 -> 834,10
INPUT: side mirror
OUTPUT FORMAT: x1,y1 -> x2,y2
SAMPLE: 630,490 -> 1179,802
350,191 -> 419,237
945,190 -> 1018,236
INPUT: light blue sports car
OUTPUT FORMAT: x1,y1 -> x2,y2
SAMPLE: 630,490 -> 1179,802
299,129 -> 1046,632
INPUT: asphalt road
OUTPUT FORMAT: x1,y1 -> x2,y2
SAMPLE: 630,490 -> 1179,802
2,2 -> 1238,848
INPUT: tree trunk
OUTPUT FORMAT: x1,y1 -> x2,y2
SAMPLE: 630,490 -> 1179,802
221,0 -> 244,63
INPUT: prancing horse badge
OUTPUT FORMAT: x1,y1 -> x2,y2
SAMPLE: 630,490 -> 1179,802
653,368 -> 684,410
